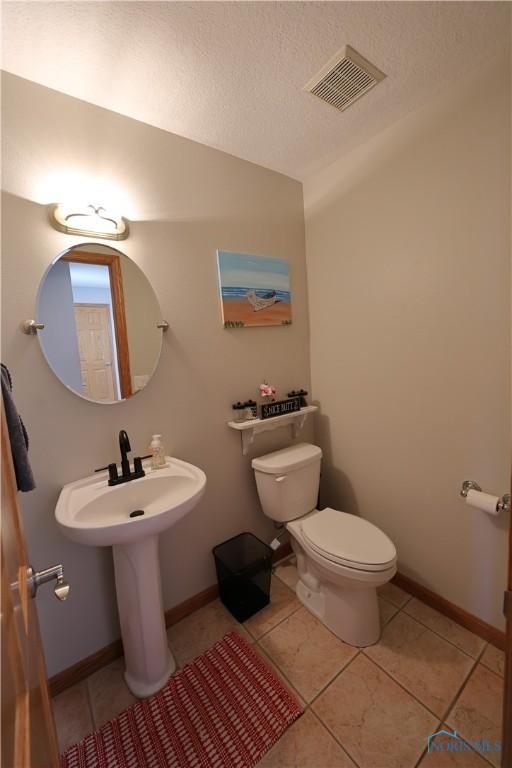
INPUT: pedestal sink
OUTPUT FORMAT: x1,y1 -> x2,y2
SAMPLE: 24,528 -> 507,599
55,457 -> 206,698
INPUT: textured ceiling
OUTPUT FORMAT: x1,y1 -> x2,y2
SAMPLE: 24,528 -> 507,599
2,1 -> 510,180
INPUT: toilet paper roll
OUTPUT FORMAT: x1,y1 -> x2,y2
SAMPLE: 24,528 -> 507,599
466,489 -> 500,516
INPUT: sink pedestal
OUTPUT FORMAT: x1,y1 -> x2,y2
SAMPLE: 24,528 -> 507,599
113,534 -> 176,698
55,456 -> 206,698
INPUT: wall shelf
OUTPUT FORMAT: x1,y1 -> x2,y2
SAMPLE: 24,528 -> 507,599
228,405 -> 317,455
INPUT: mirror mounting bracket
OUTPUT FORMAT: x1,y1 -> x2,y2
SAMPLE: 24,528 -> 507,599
21,319 -> 45,335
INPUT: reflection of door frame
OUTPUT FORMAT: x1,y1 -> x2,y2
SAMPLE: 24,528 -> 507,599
62,251 -> 132,399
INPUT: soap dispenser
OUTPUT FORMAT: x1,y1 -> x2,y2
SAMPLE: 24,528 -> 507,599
150,434 -> 167,470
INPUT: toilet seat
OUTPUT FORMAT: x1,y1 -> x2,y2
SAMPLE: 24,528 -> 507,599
299,508 -> 396,572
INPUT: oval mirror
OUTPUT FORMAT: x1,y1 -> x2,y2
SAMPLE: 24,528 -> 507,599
36,243 -> 163,403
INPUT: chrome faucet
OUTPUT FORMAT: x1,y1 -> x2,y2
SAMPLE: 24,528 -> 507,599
95,429 -> 146,486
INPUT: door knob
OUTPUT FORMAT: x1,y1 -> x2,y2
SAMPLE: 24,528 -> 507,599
27,564 -> 70,601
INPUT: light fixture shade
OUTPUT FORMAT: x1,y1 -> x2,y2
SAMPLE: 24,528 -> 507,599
50,204 -> 129,240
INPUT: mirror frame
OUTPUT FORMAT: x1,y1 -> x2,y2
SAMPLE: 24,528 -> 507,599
36,242 -> 163,405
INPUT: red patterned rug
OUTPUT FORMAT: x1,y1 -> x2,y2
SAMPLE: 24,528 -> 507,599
60,631 -> 303,768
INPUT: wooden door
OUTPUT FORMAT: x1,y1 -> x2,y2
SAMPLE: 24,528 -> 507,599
74,303 -> 117,401
502,500 -> 512,766
1,407 -> 59,768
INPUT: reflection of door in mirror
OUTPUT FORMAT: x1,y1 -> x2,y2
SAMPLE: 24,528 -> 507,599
61,251 -> 132,401
74,304 -> 117,400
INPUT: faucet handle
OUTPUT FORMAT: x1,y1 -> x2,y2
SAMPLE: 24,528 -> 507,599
107,463 -> 119,483
95,463 -> 119,484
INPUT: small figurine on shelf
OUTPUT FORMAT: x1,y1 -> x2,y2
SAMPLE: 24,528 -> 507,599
259,381 -> 276,403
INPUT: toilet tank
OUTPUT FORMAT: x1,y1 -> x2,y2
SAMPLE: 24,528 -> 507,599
251,443 -> 322,523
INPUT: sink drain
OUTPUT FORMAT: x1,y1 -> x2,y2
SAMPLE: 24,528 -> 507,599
129,509 -> 145,518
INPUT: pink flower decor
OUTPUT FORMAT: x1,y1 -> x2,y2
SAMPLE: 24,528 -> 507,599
259,382 -> 276,399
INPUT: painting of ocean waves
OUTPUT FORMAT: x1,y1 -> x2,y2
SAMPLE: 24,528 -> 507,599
221,286 -> 291,303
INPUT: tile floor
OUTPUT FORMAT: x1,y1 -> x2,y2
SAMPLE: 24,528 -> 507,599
53,556 -> 504,767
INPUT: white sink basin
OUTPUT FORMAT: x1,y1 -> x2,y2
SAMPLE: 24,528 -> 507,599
55,456 -> 206,699
56,457 -> 206,546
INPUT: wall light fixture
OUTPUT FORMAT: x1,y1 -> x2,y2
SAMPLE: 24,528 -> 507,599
50,203 -> 129,240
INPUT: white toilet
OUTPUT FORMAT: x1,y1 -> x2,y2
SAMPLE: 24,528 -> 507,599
252,443 -> 397,646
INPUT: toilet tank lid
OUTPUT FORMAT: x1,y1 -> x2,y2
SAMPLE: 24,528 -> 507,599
252,443 -> 322,474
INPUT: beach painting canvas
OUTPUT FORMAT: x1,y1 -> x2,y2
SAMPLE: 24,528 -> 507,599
217,250 -> 292,328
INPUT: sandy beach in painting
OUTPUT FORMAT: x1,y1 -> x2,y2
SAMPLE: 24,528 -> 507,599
222,298 -> 292,327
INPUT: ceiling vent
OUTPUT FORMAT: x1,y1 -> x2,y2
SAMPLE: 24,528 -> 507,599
304,45 -> 385,112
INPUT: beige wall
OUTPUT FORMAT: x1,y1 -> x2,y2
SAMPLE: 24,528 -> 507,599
304,52 -> 511,631
1,72 -> 311,676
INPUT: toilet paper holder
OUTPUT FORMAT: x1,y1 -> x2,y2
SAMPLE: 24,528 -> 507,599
460,480 -> 510,513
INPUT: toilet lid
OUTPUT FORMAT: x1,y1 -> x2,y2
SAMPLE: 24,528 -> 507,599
300,508 -> 396,572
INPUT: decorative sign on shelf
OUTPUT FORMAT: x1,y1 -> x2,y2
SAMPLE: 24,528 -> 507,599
261,396 -> 301,420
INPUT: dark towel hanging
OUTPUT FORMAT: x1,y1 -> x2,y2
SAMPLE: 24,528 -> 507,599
1,363 -> 35,492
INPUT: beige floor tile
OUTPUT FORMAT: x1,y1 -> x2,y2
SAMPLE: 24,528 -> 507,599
259,710 -> 356,767
404,599 -> 486,659
480,644 -> 505,677
378,581 -> 412,608
365,612 -> 474,717
52,681 -> 93,753
245,577 -> 300,640
274,556 -> 299,591
259,607 -> 358,702
446,665 -> 503,768
418,725 -> 490,767
87,657 -> 137,728
379,596 -> 399,627
313,654 -> 438,768
253,645 -> 306,707
167,598 -> 251,667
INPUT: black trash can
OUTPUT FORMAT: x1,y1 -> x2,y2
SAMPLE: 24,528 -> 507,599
213,532 -> 272,622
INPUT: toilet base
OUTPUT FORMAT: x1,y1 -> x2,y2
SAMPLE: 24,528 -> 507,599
289,532 -> 394,647
296,576 -> 381,647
